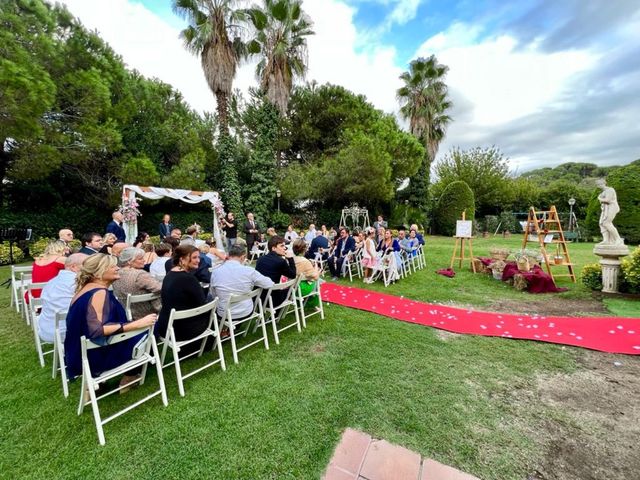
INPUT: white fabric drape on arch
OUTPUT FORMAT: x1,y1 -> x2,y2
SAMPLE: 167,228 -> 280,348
122,185 -> 224,251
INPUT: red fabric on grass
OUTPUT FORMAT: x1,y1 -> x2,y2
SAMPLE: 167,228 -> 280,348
322,283 -> 640,355
502,262 -> 568,294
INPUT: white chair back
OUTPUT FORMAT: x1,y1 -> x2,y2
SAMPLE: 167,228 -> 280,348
124,292 -> 161,322
27,282 -> 51,367
10,265 -> 32,315
261,277 -> 302,345
52,310 -> 70,397
77,325 -> 168,445
297,278 -> 325,328
222,288 -> 268,364
160,298 -> 225,397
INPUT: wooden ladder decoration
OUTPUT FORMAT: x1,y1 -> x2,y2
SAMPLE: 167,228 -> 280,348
522,205 -> 576,283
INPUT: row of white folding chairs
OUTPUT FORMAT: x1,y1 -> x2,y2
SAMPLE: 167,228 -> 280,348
27,276 -> 323,445
10,265 -> 33,318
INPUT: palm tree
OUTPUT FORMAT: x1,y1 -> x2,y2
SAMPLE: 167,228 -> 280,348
397,55 -> 452,208
173,0 -> 247,135
247,0 -> 314,115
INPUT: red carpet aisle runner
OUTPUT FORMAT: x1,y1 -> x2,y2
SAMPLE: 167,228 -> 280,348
322,283 -> 640,355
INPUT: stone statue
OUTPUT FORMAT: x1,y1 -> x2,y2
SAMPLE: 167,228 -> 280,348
596,178 -> 623,246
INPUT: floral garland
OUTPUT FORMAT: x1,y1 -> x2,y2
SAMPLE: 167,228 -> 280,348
211,196 -> 226,220
119,198 -> 142,224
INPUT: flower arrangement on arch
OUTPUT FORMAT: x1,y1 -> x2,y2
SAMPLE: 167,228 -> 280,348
212,197 -> 226,222
119,198 -> 142,224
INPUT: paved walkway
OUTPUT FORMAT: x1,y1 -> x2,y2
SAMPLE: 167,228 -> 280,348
323,429 -> 479,480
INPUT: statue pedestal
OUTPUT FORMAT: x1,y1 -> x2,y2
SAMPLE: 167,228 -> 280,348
593,244 -> 630,293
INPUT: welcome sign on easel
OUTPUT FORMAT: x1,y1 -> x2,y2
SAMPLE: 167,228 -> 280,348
450,211 -> 476,272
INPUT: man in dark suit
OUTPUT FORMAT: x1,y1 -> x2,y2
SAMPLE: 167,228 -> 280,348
305,231 -> 330,260
255,236 -> 297,307
78,232 -> 102,255
106,211 -> 126,243
243,212 -> 260,253
158,214 -> 173,241
328,227 -> 356,280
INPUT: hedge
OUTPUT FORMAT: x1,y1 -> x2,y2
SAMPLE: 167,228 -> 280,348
433,180 -> 475,236
606,163 -> 640,244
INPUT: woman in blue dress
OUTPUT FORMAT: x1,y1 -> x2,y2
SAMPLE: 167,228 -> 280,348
64,254 -> 157,387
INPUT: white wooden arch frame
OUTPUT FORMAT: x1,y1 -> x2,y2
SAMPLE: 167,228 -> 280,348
122,185 -> 225,251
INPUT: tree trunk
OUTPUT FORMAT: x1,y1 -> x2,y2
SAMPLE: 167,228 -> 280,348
216,91 -> 229,137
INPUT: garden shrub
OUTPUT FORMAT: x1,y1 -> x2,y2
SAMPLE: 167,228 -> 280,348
581,263 -> 602,291
621,246 -> 640,293
583,190 -> 601,241
606,163 -> 640,244
433,180 -> 475,236
148,235 -> 161,245
269,211 -> 292,230
0,242 -> 25,265
30,237 -> 55,258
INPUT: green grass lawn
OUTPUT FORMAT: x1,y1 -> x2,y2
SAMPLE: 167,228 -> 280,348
0,236 -> 638,479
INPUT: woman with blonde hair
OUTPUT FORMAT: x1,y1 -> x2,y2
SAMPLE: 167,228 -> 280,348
99,233 -> 117,255
64,254 -> 157,387
28,240 -> 67,300
361,227 -> 378,283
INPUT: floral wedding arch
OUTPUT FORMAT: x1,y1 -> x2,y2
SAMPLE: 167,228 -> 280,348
121,185 -> 226,250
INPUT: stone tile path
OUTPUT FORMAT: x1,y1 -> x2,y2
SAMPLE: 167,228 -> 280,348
323,429 -> 480,480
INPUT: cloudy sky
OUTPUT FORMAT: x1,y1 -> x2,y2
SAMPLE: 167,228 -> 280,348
59,0 -> 639,172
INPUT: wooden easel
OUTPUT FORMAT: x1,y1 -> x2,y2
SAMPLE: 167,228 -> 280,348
450,211 -> 476,272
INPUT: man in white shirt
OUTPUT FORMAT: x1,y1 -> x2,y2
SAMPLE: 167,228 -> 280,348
209,245 -> 273,321
304,224 -> 316,243
38,253 -> 87,343
284,225 -> 299,244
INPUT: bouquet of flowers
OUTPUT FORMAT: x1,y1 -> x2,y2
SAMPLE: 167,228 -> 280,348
119,198 -> 142,224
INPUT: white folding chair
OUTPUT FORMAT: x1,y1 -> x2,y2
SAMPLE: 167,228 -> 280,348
10,265 -> 32,315
370,252 -> 400,287
220,288 -> 268,364
27,282 -> 52,367
52,310 -> 71,398
160,299 -> 225,397
248,242 -> 267,263
19,271 -> 34,325
77,326 -> 168,445
124,292 -> 161,322
261,277 -> 302,345
297,279 -> 325,328
415,244 -> 426,269
343,249 -> 363,282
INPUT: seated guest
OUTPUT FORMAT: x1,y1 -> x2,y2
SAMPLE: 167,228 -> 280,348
265,227 -> 277,242
149,243 -> 172,278
58,229 -> 74,255
304,224 -> 316,243
327,227 -> 356,280
209,244 -> 274,321
410,224 -> 425,245
106,211 -> 126,243
157,245 -> 212,355
376,226 -> 385,244
320,225 -> 329,238
64,254 -> 157,385
142,242 -> 157,267
111,242 -> 130,258
181,225 -> 199,246
29,240 -> 67,300
180,236 -> 212,283
170,228 -> 182,239
292,240 -> 320,308
373,215 -> 388,232
328,227 -> 338,243
133,232 -> 150,249
398,229 -> 419,255
112,248 -> 162,320
284,225 -> 299,243
255,236 -> 297,307
38,253 -> 87,343
99,233 -> 117,255
200,241 -> 226,264
162,237 -> 181,273
377,228 -> 400,253
354,230 -> 365,250
306,230 -> 330,260
79,232 -> 103,255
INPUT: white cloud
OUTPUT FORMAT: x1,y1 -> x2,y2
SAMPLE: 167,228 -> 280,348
59,0 -> 403,116
416,22 -> 597,126
388,0 -> 422,26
